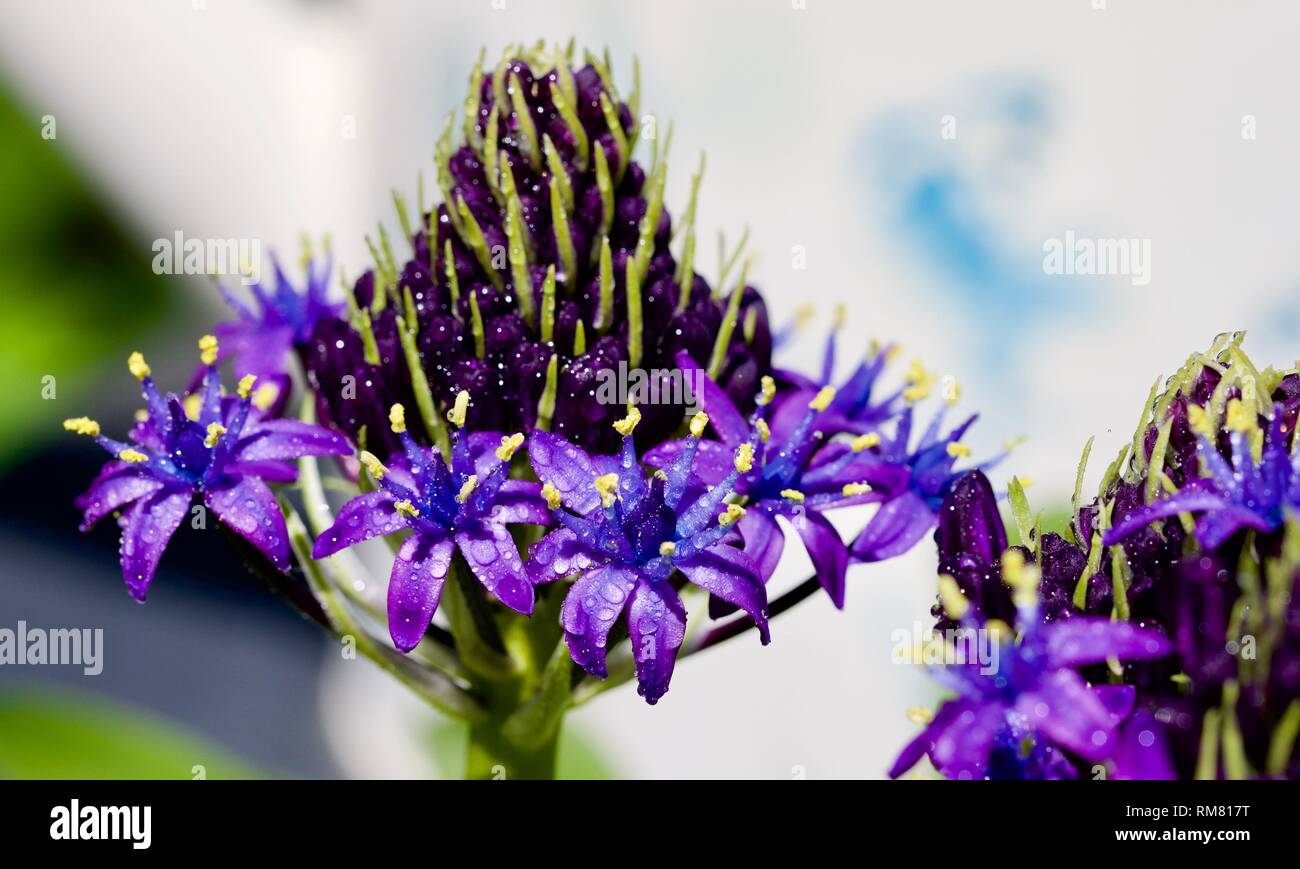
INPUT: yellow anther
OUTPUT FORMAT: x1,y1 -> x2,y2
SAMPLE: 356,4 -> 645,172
735,442 -> 755,474
63,417 -> 101,437
1186,403 -> 1213,438
659,541 -> 677,557
447,390 -> 470,428
594,473 -> 620,508
842,482 -> 872,497
455,475 -> 479,504
118,448 -> 148,464
850,432 -> 881,452
755,418 -> 771,443
198,335 -> 219,366
985,619 -> 1013,643
496,432 -> 524,461
394,499 -> 420,518
251,382 -> 279,411
689,411 -> 709,438
756,375 -> 776,406
1225,398 -> 1255,434
906,706 -> 934,725
780,489 -> 805,504
1002,435 -> 1028,453
946,442 -> 972,458
134,409 -> 149,423
237,374 -> 257,399
937,574 -> 969,620
832,303 -> 847,330
809,385 -> 836,412
541,481 -> 563,510
127,352 -> 151,380
718,503 -> 746,526
613,406 -> 641,436
903,358 -> 935,402
204,422 -> 227,448
183,393 -> 202,421
389,403 -> 407,434
359,450 -> 387,480
794,304 -> 815,329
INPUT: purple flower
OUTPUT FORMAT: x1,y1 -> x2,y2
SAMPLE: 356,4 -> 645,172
1105,401 -> 1297,551
215,256 -> 342,412
67,337 -> 350,600
645,353 -> 894,607
311,395 -> 549,652
526,407 -> 770,704
889,569 -> 1172,780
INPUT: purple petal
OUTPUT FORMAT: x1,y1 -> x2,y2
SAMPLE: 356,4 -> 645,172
677,545 -> 770,643
849,490 -> 937,562
455,520 -> 534,615
935,470 -> 1007,567
792,509 -> 849,608
1195,505 -> 1275,550
928,698 -> 1006,780
1109,711 -> 1176,780
234,418 -> 351,463
388,534 -> 456,652
627,581 -> 688,705
526,528 -> 605,586
889,701 -> 962,779
738,509 -> 785,583
205,475 -> 290,570
222,459 -> 297,483
675,350 -> 747,446
561,565 -> 639,678
119,487 -> 193,600
311,491 -> 403,558
486,479 -> 552,526
76,463 -> 165,532
528,430 -> 603,515
1015,669 -> 1119,761
1102,489 -> 1228,546
1043,618 -> 1171,668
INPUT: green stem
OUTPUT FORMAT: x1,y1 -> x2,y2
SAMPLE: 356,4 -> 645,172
466,719 -> 561,780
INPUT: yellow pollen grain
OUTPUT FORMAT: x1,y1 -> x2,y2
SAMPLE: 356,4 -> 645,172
183,393 -> 202,421
447,390 -> 470,428
251,382 -> 279,411
906,706 -> 934,725
541,481 -> 563,510
659,541 -> 677,557
842,482 -> 872,497
63,417 -> 101,437
755,418 -> 771,443
780,489 -> 805,504
389,403 -> 407,434
204,422 -> 227,448
237,374 -> 257,399
734,442 -> 755,474
455,475 -> 479,504
689,411 -> 709,438
718,503 -> 746,526
198,335 -> 219,365
850,432 -> 881,452
808,385 -> 836,412
118,448 -> 148,464
496,433 -> 524,461
946,442 -> 971,458
756,375 -> 776,406
359,450 -> 387,480
937,574 -> 969,620
613,406 -> 641,436
594,473 -> 620,508
127,352 -> 151,380
394,499 -> 420,518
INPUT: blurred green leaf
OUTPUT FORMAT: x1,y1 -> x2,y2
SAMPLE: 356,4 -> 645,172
0,83 -> 176,471
0,688 -> 260,780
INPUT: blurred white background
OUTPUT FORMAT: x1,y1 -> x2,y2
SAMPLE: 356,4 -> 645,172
3,0 -> 1299,778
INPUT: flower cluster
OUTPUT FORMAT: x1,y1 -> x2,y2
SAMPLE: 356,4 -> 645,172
893,334 -> 1300,780
64,41 -> 1001,777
